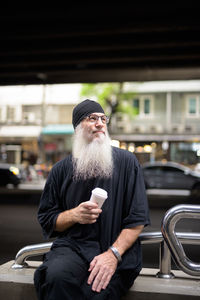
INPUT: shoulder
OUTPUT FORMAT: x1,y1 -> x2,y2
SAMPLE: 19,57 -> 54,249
50,154 -> 73,176
112,146 -> 139,166
112,146 -> 141,176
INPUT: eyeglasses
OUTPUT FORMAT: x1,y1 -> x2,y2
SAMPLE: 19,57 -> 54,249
86,114 -> 109,124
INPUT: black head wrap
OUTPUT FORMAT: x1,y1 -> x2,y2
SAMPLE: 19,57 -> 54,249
72,99 -> 105,128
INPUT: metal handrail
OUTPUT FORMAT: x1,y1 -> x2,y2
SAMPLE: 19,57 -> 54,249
12,242 -> 52,269
12,230 -> 200,277
11,204 -> 200,278
161,204 -> 200,277
12,232 -> 164,269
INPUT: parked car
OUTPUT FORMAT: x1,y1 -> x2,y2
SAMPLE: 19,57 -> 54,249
0,163 -> 21,187
142,161 -> 200,191
194,163 -> 200,173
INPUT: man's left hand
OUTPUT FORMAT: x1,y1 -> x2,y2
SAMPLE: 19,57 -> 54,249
87,250 -> 118,293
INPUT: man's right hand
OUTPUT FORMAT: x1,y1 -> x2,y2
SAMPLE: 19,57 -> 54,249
55,201 -> 102,232
73,201 -> 102,224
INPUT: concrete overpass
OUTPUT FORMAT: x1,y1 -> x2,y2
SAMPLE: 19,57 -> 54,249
1,4 -> 200,86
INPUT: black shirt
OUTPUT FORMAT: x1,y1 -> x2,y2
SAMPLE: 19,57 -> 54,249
38,146 -> 150,272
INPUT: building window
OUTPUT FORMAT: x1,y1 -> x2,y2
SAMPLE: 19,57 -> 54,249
0,106 -> 6,122
133,99 -> 139,114
199,98 -> 200,114
186,95 -> 200,117
144,98 -> 150,114
132,96 -> 153,117
7,106 -> 16,122
188,98 -> 196,114
22,105 -> 41,124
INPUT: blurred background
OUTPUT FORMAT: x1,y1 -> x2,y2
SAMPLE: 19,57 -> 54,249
1,81 -> 200,185
1,81 -> 200,269
0,4 -> 200,268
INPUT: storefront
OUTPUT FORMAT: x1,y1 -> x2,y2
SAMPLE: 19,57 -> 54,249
110,134 -> 200,168
41,124 -> 74,164
0,125 -> 41,165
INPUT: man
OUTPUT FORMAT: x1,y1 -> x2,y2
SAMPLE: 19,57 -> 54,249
34,99 -> 150,300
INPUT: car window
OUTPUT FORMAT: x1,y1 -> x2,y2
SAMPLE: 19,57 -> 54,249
162,166 -> 183,174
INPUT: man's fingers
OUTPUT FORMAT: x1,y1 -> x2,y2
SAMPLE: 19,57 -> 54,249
87,263 -> 99,284
91,268 -> 104,291
87,251 -> 118,292
81,201 -> 98,209
102,273 -> 112,290
88,258 -> 113,292
93,271 -> 107,292
80,203 -> 102,215
78,203 -> 102,224
88,257 -> 97,272
81,212 -> 99,218
79,213 -> 100,224
92,269 -> 113,292
82,210 -> 101,216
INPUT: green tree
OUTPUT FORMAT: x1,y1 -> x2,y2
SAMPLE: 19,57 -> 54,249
80,82 -> 137,129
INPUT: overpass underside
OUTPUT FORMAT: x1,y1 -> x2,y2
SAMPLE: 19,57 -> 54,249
1,4 -> 200,86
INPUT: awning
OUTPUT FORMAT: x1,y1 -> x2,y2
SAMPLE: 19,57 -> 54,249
0,126 -> 42,137
41,124 -> 74,135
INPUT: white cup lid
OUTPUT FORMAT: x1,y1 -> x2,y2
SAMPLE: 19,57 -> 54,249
92,187 -> 107,198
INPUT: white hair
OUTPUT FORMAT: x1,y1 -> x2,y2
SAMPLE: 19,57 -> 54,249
72,124 -> 113,180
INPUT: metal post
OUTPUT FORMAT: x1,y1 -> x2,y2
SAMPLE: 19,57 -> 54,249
156,240 -> 175,279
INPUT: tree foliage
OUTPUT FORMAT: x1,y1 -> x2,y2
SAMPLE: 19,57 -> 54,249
80,83 -> 137,121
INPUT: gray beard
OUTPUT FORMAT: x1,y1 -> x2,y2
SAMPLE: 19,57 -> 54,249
72,125 -> 113,181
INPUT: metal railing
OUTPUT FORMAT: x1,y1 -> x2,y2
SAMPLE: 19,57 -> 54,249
12,242 -> 52,269
161,204 -> 200,277
12,204 -> 200,279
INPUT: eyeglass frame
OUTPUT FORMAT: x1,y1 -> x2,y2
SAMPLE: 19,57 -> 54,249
85,114 -> 109,124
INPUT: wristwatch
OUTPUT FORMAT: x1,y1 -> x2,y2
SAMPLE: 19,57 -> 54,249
109,246 -> 122,263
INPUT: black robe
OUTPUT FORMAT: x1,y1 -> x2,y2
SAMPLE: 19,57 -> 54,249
37,146 -> 150,273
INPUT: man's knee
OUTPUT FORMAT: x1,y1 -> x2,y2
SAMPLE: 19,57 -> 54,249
45,264 -> 65,285
35,248 -> 88,287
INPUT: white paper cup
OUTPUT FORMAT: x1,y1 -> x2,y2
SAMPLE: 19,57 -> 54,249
90,187 -> 108,208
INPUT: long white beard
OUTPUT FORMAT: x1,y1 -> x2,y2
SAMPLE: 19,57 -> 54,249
72,125 -> 113,180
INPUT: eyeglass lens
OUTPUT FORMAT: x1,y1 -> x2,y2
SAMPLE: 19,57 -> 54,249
88,115 -> 109,123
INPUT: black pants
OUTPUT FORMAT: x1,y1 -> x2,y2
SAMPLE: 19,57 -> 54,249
34,247 -> 139,300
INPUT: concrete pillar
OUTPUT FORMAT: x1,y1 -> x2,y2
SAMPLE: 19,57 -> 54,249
166,92 -> 172,132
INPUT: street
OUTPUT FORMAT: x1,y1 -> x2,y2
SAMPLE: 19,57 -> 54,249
0,187 -> 200,269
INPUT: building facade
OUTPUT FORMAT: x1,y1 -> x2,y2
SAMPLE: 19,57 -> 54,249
0,84 -> 81,166
0,81 -> 200,169
110,81 -> 200,167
